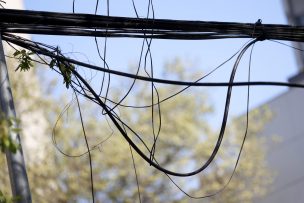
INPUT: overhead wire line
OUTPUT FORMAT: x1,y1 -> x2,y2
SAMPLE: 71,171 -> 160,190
3,33 -> 304,89
1,9 -> 304,42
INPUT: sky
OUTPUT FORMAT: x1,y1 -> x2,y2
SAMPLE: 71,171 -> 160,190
21,0 -> 299,128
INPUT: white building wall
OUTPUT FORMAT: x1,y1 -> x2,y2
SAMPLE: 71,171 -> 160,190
4,0 -> 24,9
254,74 -> 304,203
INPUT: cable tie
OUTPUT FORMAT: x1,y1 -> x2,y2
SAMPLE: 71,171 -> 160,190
253,19 -> 267,41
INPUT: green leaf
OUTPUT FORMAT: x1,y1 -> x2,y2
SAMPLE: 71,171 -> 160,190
3,138 -> 10,149
11,128 -> 21,133
9,142 -> 18,154
13,49 -> 34,72
57,61 -> 74,89
13,50 -> 20,57
0,116 -> 22,154
49,59 -> 56,69
0,189 -> 20,203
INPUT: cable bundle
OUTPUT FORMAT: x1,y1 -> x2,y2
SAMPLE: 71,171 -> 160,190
1,9 -> 304,41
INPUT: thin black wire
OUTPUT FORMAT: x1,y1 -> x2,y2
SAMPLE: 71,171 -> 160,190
270,39 -> 304,52
114,105 -> 145,202
75,93 -> 95,203
52,98 -> 113,158
0,0 -> 5,8
131,0 -> 139,17
100,0 -> 110,102
72,0 -> 76,13
129,145 -> 142,203
94,0 -> 111,102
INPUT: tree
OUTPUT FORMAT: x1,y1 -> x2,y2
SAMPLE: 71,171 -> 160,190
0,56 -> 272,202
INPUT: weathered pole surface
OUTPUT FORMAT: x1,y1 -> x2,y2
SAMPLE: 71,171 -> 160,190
0,34 -> 32,203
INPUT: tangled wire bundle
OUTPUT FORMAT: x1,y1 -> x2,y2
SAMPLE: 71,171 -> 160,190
1,4 -> 304,202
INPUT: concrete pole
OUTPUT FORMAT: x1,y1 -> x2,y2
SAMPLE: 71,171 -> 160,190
0,35 -> 32,203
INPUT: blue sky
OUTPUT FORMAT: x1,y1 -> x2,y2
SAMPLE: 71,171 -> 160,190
23,0 -> 298,128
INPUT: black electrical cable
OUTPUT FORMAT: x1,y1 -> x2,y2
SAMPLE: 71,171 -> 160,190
1,9 -> 304,42
129,145 -> 142,203
4,33 -> 304,89
75,93 -> 95,203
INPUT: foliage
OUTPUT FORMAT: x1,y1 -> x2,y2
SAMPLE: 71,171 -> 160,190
13,49 -> 74,89
13,50 -> 34,72
0,190 -> 20,203
0,115 -> 20,153
0,56 -> 273,202
49,59 -> 75,89
0,113 -> 21,203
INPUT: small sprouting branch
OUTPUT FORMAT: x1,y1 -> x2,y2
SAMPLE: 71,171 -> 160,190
13,49 -> 34,72
13,48 -> 74,89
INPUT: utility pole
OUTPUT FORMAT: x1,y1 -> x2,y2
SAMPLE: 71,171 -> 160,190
0,35 -> 32,203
